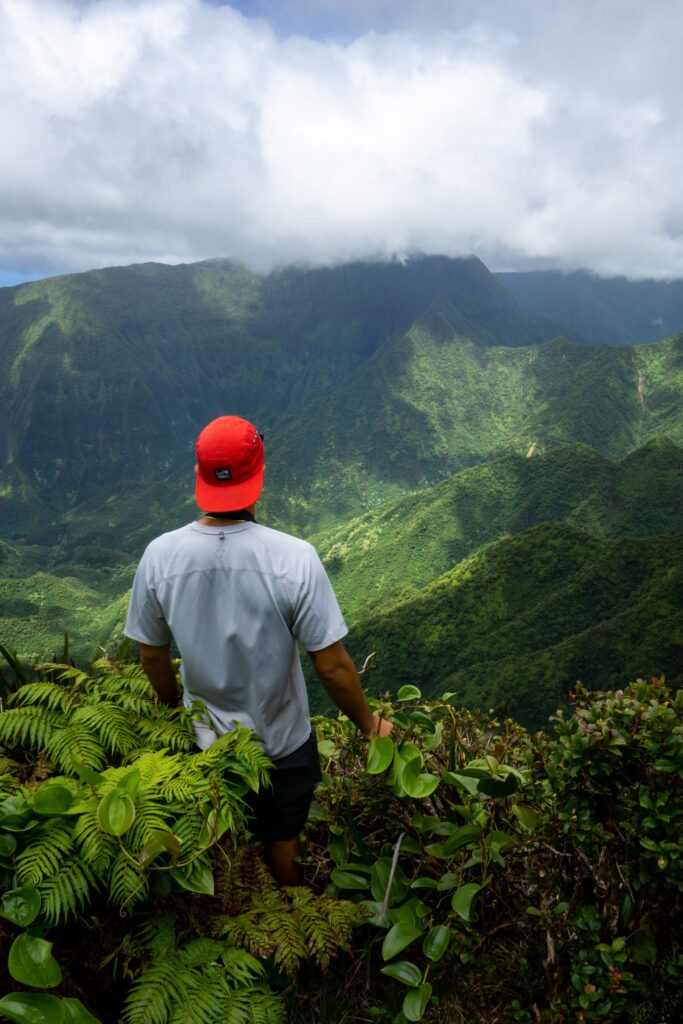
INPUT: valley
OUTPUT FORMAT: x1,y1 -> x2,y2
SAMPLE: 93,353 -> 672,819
0,255 -> 681,729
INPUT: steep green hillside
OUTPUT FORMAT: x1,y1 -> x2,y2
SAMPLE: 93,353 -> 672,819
267,326 -> 683,533
0,255 -> 558,538
342,523 -> 683,730
314,436 -> 683,619
497,268 -> 683,345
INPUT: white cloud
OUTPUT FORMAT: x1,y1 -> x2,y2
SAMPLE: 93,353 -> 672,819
0,0 -> 682,279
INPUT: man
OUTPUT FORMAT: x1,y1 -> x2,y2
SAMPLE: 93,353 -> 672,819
124,414 -> 391,885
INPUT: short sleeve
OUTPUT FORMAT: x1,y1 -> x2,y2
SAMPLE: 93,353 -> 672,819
124,546 -> 173,646
291,545 -> 348,652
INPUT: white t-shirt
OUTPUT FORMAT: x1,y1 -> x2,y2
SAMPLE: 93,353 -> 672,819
124,521 -> 348,758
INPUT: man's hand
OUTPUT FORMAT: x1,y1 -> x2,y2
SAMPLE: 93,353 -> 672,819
138,642 -> 181,707
363,713 -> 394,740
309,640 -> 392,738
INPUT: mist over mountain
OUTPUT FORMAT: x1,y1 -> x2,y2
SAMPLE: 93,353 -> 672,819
1,253 -> 681,726
497,269 -> 683,346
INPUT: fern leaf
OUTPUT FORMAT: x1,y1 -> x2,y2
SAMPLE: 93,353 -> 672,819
9,682 -> 73,713
0,705 -> 63,752
216,987 -> 285,1024
109,852 -> 149,910
73,702 -> 139,756
38,855 -> 98,924
46,722 -> 108,772
16,819 -> 75,886
72,802 -> 118,874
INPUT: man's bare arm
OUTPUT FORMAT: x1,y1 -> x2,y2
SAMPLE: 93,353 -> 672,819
138,642 -> 181,707
308,640 -> 392,739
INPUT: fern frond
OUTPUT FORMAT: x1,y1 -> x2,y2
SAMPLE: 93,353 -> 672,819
72,702 -> 139,756
136,717 -> 196,753
16,819 -> 75,885
109,852 -> 149,910
168,810 -> 202,853
72,801 -> 118,874
126,794 -> 174,849
215,946 -> 264,987
0,705 -> 64,752
167,982 -> 231,1024
128,916 -> 178,960
213,987 -> 285,1024
46,722 -> 108,772
122,957 -> 206,1024
38,854 -> 98,924
9,682 -> 74,713
217,894 -> 309,975
122,941 -> 271,1024
0,754 -> 22,792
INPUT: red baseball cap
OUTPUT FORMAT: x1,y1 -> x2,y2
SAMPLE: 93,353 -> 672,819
195,416 -> 265,511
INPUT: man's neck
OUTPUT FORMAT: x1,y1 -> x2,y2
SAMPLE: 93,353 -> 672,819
198,503 -> 257,526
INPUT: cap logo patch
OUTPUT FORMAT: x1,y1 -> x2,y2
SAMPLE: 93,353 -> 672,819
214,467 -> 232,481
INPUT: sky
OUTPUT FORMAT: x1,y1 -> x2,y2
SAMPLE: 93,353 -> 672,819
1,0 -> 682,286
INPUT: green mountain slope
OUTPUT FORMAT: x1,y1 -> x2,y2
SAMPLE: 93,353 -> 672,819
266,323 -> 683,533
314,436 -> 683,620
0,255 -> 559,535
342,523 -> 683,730
497,269 -> 683,346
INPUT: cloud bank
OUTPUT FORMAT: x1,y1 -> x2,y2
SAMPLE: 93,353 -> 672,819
1,0 -> 682,280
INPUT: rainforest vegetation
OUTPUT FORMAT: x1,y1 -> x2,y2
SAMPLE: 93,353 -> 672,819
0,256 -> 682,1020
0,653 -> 680,1024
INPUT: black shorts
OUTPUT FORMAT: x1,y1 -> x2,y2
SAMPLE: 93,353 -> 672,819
246,728 -> 322,843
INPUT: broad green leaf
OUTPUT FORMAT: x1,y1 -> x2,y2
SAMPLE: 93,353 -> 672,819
423,722 -> 444,749
422,925 -> 450,962
444,824 -> 482,854
9,933 -> 62,988
511,804 -> 540,830
327,835 -> 349,865
486,830 -> 516,850
380,960 -> 422,987
388,896 -> 429,929
436,873 -> 459,891
96,791 -> 135,837
367,736 -> 395,775
0,833 -> 17,856
451,883 -> 483,923
398,742 -> 423,765
114,769 -> 141,795
171,860 -> 214,895
306,802 -> 329,822
62,998 -> 102,1023
401,758 -> 439,800
439,770 -> 479,795
71,763 -> 104,788
198,810 -> 227,849
139,830 -> 182,867
0,993 -> 65,1024
408,711 -> 435,734
440,691 -> 457,701
381,922 -> 423,961
371,857 -> 408,905
397,685 -> 422,700
330,868 -> 370,890
409,877 -> 438,890
33,784 -> 73,816
317,739 -> 336,758
477,773 -> 519,798
0,885 -> 41,927
0,795 -> 36,832
402,983 -> 432,1022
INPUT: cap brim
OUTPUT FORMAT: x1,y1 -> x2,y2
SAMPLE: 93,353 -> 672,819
195,465 -> 264,512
